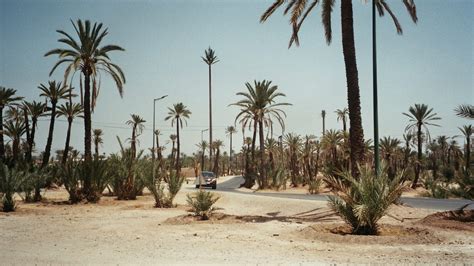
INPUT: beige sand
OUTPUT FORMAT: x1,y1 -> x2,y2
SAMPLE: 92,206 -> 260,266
0,176 -> 472,265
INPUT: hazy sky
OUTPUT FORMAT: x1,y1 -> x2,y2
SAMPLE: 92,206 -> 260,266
1,0 -> 472,157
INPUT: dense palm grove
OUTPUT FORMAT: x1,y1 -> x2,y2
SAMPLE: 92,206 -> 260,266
1,9 -> 473,235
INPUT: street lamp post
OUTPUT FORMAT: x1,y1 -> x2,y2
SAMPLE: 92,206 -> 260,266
201,128 -> 209,171
372,0 -> 380,177
152,95 -> 168,181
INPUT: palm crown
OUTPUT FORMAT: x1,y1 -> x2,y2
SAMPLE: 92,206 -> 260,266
38,81 -> 71,104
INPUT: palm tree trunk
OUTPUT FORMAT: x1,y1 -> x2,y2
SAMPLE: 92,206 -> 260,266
213,148 -> 219,176
176,119 -> 181,176
62,118 -> 73,165
28,118 -> 37,163
229,133 -> 233,174
412,124 -> 422,188
24,107 -> 30,160
208,64 -> 213,167
42,102 -> 56,168
251,120 -> 257,162
258,120 -> 267,188
0,107 -> 5,162
341,0 -> 365,177
83,72 -> 92,192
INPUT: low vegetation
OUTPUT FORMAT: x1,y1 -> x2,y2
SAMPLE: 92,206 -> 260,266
186,190 -> 220,220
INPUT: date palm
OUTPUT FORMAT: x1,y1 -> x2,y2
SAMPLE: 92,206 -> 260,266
380,136 -> 401,179
454,104 -> 474,119
56,102 -> 83,164
335,108 -> 349,132
24,101 -> 46,162
92,129 -> 104,159
232,80 -> 290,188
0,87 -> 23,161
126,114 -> 146,160
165,103 -> 191,175
39,81 -> 70,168
225,125 -> 237,174
3,119 -> 26,164
211,140 -> 224,176
261,0 -> 418,177
45,19 -> 126,171
459,125 -> 472,170
403,104 -> 441,188
321,110 -> 326,136
202,47 -> 219,165
196,140 -> 208,171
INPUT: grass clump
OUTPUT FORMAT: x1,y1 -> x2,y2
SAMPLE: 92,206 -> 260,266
324,164 -> 407,235
186,190 -> 220,220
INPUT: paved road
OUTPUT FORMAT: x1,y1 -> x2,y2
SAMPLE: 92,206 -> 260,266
210,176 -> 473,211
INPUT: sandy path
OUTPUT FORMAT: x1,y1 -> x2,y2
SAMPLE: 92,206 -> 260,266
0,176 -> 472,265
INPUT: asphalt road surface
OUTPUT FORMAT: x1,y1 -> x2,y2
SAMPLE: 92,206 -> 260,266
208,176 -> 473,211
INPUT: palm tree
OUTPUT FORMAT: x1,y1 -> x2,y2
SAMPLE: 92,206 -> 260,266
284,133 -> 302,187
232,80 -> 291,188
202,47 -> 219,166
211,140 -> 224,176
225,125 -> 237,174
169,134 -> 177,166
335,108 -> 349,132
92,129 -> 104,159
403,104 -> 441,188
321,129 -> 343,163
380,136 -> 401,179
0,87 -> 23,161
56,102 -> 83,164
321,110 -> 326,136
260,0 -> 418,177
165,103 -> 191,175
45,19 -> 126,169
459,125 -> 472,170
3,119 -> 26,164
196,140 -> 208,171
454,104 -> 474,119
24,101 -> 46,162
126,114 -> 146,160
39,81 -> 70,168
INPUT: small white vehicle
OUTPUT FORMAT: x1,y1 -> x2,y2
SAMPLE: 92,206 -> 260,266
195,171 -> 217,189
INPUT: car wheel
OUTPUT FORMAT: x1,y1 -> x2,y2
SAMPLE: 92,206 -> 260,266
195,185 -> 199,189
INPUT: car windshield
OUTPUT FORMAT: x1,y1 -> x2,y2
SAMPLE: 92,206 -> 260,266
201,172 -> 215,178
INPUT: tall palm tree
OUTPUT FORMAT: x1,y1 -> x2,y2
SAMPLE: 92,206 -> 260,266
45,19 -> 126,170
321,129 -> 343,163
165,103 -> 191,175
380,136 -> 401,179
260,0 -> 418,177
169,134 -> 177,166
211,139 -> 224,176
284,133 -> 302,187
126,114 -> 146,160
92,129 -> 104,159
225,125 -> 237,174
335,108 -> 349,132
321,110 -> 326,136
454,104 -> 474,119
56,102 -> 83,164
39,81 -> 70,168
24,101 -> 46,162
232,80 -> 290,188
459,125 -> 472,170
202,47 -> 219,166
0,87 -> 23,161
403,104 -> 441,188
196,140 -> 208,171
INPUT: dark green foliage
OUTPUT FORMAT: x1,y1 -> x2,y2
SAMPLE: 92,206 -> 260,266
186,190 -> 220,220
450,170 -> 473,200
308,178 -> 323,194
0,164 -> 25,212
268,165 -> 287,191
324,164 -> 407,235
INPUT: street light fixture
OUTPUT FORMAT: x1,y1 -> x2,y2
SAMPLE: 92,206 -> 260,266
152,95 -> 168,180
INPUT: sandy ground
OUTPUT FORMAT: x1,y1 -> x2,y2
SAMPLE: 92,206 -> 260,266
1,176 -> 473,265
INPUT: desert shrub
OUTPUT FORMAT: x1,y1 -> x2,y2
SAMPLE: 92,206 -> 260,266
423,174 -> 450,199
268,166 -> 287,191
142,166 -> 185,208
323,164 -> 407,235
166,171 -> 185,204
59,159 -> 83,203
441,166 -> 455,182
450,170 -> 473,200
0,164 -> 26,212
186,190 -> 220,220
308,178 -> 323,194
19,167 -> 47,203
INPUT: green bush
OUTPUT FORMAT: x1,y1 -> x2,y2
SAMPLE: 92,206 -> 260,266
59,160 -> 83,203
450,170 -> 473,200
142,167 -> 184,208
19,166 -> 47,203
324,164 -> 407,235
186,190 -> 220,220
423,174 -> 450,199
0,164 -> 25,212
269,166 -> 287,191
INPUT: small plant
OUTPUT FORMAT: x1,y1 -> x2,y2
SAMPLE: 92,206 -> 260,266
186,190 -> 220,220
59,159 -> 83,203
450,170 -> 473,200
324,164 -> 407,235
268,165 -> 287,191
142,166 -> 184,208
308,178 -> 322,194
0,164 -> 25,212
423,174 -> 450,199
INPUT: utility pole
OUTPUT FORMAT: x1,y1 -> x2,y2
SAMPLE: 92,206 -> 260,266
372,0 -> 380,176
152,95 -> 168,181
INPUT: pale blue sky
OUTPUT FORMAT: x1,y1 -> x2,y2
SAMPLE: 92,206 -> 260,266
1,0 -> 472,157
